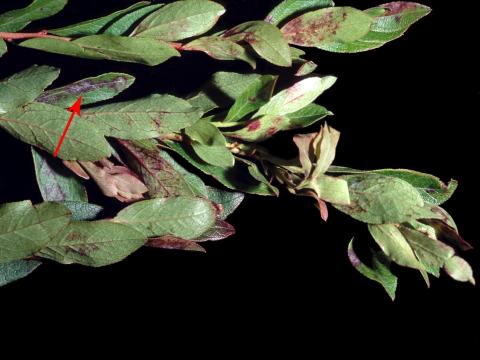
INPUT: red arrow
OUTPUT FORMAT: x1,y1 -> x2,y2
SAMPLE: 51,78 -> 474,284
53,97 -> 82,158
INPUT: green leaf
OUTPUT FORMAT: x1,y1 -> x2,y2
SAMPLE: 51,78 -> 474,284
307,175 -> 350,205
265,0 -> 335,26
190,143 -> 235,168
165,140 -> 278,196
372,169 -> 458,205
37,72 -> 135,107
37,220 -> 146,267
225,104 -> 331,142
342,2 -> 431,52
399,225 -> 455,277
224,21 -> 292,67
20,35 -> 180,66
49,2 -> 154,36
183,36 -> 256,68
445,256 -> 475,285
132,0 -> 225,41
224,115 -> 289,142
0,0 -> 68,32
0,65 -> 60,114
334,174 -> 429,224
0,260 -> 42,288
1,102 -> 112,161
225,75 -> 277,122
281,3 -> 430,53
82,94 -> 203,140
255,76 -> 336,117
118,140 -> 208,198
327,167 -> 458,205
114,196 -> 217,240
32,148 -> 88,202
281,6 -> 373,51
0,201 -> 70,264
103,4 -> 164,36
295,61 -> 318,76
188,72 -> 262,112
0,40 -> 7,58
185,118 -> 234,168
368,224 -> 424,271
287,103 -> 332,127
205,186 -> 244,220
348,239 -> 397,300
61,201 -> 103,221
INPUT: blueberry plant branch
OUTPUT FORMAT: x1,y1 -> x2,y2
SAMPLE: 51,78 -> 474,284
0,0 -> 431,68
0,0 -> 474,300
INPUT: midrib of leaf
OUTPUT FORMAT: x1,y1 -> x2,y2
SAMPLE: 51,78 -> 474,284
249,31 -> 289,64
115,209 -> 212,224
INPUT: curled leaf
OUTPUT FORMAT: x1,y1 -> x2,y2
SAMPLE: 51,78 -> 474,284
224,21 -> 292,67
348,239 -> 397,300
78,159 -> 148,203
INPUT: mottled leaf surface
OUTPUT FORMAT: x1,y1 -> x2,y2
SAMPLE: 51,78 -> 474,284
37,220 -> 146,267
0,65 -> 60,114
37,72 -> 135,107
119,140 -> 208,198
82,94 -> 202,140
327,167 -> 457,205
114,196 -> 217,240
281,6 -> 373,51
334,174 -> 430,224
132,0 -> 225,41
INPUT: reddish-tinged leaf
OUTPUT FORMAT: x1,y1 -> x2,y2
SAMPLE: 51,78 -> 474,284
195,219 -> 235,242
147,236 -> 206,253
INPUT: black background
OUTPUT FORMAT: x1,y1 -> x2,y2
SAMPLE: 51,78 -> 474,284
0,0 -> 478,327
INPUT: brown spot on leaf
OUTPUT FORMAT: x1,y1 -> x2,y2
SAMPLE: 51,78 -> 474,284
266,127 -> 278,136
282,8 -> 340,46
247,119 -> 261,132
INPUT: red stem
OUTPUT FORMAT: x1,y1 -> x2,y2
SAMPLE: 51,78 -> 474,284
0,31 -> 71,42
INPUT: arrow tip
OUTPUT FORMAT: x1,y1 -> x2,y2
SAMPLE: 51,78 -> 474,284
68,96 -> 83,116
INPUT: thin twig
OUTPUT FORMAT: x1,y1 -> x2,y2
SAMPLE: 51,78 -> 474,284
0,31 -> 71,42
